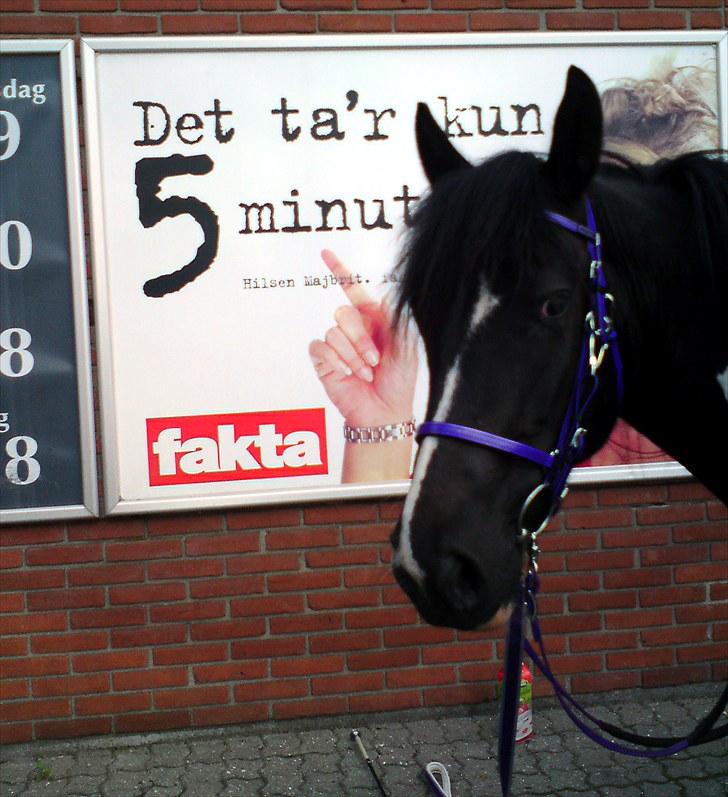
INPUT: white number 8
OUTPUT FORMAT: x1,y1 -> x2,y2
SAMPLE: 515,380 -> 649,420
0,327 -> 35,378
5,435 -> 41,485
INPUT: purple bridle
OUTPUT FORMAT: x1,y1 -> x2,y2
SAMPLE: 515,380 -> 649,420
415,200 -> 727,797
418,197 -> 623,567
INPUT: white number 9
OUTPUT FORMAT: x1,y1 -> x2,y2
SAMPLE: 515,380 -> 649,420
0,111 -> 21,161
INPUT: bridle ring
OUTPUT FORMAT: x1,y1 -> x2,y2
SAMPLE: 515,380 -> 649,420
517,482 -> 552,543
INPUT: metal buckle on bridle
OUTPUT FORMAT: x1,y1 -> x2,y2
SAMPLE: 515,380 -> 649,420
517,482 -> 554,570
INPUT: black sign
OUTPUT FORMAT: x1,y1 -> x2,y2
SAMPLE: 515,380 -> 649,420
0,43 -> 96,520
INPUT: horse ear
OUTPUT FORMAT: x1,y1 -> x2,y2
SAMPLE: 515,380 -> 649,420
545,66 -> 603,204
416,102 -> 471,185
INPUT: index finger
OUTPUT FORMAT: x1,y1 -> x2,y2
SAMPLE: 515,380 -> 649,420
321,249 -> 375,309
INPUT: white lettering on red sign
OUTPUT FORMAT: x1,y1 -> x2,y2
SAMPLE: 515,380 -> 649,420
146,409 -> 328,486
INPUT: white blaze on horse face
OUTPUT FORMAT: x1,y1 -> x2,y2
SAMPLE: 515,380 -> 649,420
717,365 -> 728,403
395,283 -> 500,586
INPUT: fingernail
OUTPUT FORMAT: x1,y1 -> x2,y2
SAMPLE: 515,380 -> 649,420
365,350 -> 379,367
341,364 -> 353,376
358,366 -> 374,383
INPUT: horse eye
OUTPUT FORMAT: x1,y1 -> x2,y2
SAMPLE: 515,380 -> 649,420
539,294 -> 569,320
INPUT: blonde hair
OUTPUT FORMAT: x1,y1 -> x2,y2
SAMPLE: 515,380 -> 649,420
601,64 -> 719,164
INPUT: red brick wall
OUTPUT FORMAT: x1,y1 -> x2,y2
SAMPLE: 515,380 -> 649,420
1,10 -> 727,744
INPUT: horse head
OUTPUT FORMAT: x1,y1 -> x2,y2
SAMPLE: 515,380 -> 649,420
391,67 -> 621,630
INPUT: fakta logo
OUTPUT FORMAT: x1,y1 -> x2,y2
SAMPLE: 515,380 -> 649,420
146,409 -> 328,486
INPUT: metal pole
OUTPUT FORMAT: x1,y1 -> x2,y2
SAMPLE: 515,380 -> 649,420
351,729 -> 389,797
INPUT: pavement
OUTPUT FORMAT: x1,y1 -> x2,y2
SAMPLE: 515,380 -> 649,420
1,684 -> 726,797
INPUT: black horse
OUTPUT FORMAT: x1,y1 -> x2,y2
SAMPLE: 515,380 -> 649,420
391,66 -> 728,631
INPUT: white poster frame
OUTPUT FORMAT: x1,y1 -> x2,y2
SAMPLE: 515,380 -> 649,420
1,39 -> 98,523
81,32 -> 728,515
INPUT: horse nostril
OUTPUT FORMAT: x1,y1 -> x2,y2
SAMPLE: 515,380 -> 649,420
436,549 -> 487,616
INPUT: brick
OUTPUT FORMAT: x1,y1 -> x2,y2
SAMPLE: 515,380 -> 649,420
75,692 -> 152,716
539,573 -> 599,593
607,648 -> 674,669
235,679 -> 308,702
114,667 -> 187,691
637,504 -> 705,525
186,533 -> 259,556
676,642 -> 727,664
672,522 -> 726,542
2,569 -> 65,591
1,655 -> 69,678
668,482 -> 712,501
0,723 -> 34,744
378,500 -> 404,520
266,527 -> 339,550
69,563 -> 144,586
161,12 -> 239,31
675,562 -> 726,584
539,531 -> 597,553
386,666 -> 455,689
41,0 -> 114,7
268,571 -> 340,592
306,548 -> 378,568
109,582 -> 187,605
35,717 -> 112,740
112,624 -> 186,648
383,626 -> 454,647
349,691 -> 421,714
123,0 -> 196,7
190,576 -> 263,598
282,0 -> 351,7
571,671 -> 640,693
72,649 -> 148,672
1,612 -> 67,634
0,593 -> 24,612
309,630 -> 380,654
675,602 -> 728,623
274,696 -> 347,720
349,648 -> 419,671
240,13 -> 316,33
230,594 -> 305,619
304,503 -> 378,524
147,559 -> 224,579
640,545 -> 708,566
0,549 -> 22,569
424,684 -> 489,707
227,553 -> 300,575
347,606 -> 418,629
27,543 -> 102,567
227,507 -> 300,530
395,12 -> 468,30
190,618 -> 266,641
148,513 -> 223,535
617,8 -> 686,25
232,636 -> 306,659
641,625 -> 708,646
30,631 -> 109,654
272,654 -> 344,677
539,653 -> 603,674
271,613 -> 342,635
308,589 -> 380,611
32,673 -> 109,698
343,523 -> 394,545
602,527 -> 670,548
107,539 -> 181,561
115,710 -> 190,734
150,600 -> 226,623
639,585 -> 705,607
642,663 -> 709,688
0,679 -> 29,700
193,660 -> 268,683
155,685 -> 229,709
2,697 -> 70,722
569,631 -> 638,652
538,614 -> 602,634
598,485 -> 668,506
569,590 -> 637,612
203,0 -> 274,7
319,14 -> 393,31
28,587 -> 104,612
154,644 -> 228,666
71,607 -> 146,629
194,703 -> 269,725
567,550 -> 634,570
344,566 -> 395,588
422,641 -> 492,664
606,607 -> 672,629
68,519 -> 145,541
0,637 -> 28,657
0,525 -> 64,546
711,582 -> 728,600
603,568 -> 671,589
313,671 -> 384,694
80,13 -> 159,32
0,0 -> 33,9
565,508 -> 632,529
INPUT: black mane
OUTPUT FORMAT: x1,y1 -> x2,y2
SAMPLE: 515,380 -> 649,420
396,150 -> 551,331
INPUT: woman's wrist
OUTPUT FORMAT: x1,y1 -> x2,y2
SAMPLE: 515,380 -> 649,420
343,419 -> 416,444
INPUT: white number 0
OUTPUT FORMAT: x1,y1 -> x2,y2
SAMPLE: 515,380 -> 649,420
5,435 -> 41,485
0,220 -> 32,270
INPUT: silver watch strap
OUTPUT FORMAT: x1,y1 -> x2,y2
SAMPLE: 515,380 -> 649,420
343,419 -> 417,443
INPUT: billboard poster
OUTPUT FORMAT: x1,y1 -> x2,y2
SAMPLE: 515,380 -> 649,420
0,40 -> 97,523
81,33 -> 727,514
